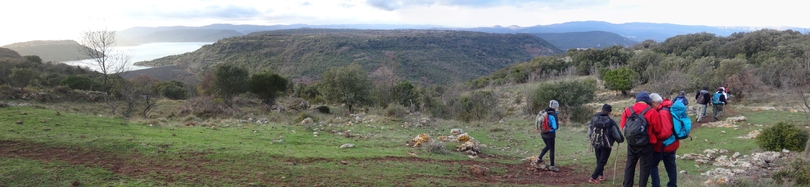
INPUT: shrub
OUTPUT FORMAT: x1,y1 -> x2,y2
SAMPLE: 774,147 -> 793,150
529,78 -> 596,122
423,140 -> 449,155
453,90 -> 500,122
772,159 -> 810,186
60,76 -> 102,91
756,122 -> 809,152
179,96 -> 233,119
385,103 -> 408,118
315,105 -> 330,114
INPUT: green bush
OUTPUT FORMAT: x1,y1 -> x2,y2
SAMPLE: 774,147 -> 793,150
423,140 -> 449,155
315,105 -> 330,114
756,122 -> 809,152
772,159 -> 810,186
453,90 -> 500,122
385,103 -> 408,118
529,78 -> 596,123
603,67 -> 638,96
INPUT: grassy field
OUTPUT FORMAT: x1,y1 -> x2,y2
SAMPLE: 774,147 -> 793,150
0,102 -> 807,186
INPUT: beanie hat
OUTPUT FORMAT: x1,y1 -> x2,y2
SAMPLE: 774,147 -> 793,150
636,92 -> 651,104
549,100 -> 559,109
601,104 -> 612,113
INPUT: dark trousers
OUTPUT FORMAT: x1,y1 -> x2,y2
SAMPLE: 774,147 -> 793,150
539,137 -> 555,166
591,146 -> 612,179
651,151 -> 678,187
624,144 -> 654,187
712,104 -> 724,120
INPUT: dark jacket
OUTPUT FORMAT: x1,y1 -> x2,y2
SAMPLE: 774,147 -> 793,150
696,90 -> 711,105
541,107 -> 559,138
674,94 -> 688,105
588,112 -> 624,147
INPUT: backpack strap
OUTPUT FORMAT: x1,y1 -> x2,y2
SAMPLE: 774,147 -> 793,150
639,106 -> 652,116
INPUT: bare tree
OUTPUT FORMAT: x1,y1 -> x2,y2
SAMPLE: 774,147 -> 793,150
78,27 -> 130,87
78,26 -> 131,115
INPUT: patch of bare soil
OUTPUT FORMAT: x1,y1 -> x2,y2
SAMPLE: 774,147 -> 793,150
0,141 -> 231,185
365,154 -> 604,186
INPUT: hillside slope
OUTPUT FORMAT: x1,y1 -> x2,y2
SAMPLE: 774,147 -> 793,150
137,29 -> 563,84
533,31 -> 638,50
2,40 -> 90,62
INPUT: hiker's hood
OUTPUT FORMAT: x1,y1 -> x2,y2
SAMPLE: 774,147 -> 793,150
594,112 -> 610,117
658,98 -> 673,110
671,98 -> 687,114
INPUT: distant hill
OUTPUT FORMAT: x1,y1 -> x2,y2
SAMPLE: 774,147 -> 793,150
116,21 -> 806,44
117,28 -> 244,45
136,29 -> 562,85
0,47 -> 21,59
2,40 -> 91,62
533,31 -> 638,50
459,21 -> 796,42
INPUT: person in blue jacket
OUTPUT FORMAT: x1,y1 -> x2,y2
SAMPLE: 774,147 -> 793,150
536,100 -> 561,172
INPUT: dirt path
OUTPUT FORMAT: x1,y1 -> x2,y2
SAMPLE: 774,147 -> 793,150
0,140 -> 601,186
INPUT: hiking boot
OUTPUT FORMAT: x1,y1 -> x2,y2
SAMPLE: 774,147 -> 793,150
597,175 -> 605,181
548,165 -> 559,172
534,159 -> 544,165
588,178 -> 600,184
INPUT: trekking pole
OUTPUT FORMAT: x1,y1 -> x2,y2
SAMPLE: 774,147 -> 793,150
613,142 -> 620,185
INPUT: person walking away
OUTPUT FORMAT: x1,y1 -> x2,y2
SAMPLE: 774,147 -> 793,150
695,87 -> 711,122
536,100 -> 561,172
673,91 -> 688,106
711,87 -> 727,121
588,104 -> 625,184
649,93 -> 678,187
621,92 -> 669,187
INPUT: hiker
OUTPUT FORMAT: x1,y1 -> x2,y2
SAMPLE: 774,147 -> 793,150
649,93 -> 679,187
673,91 -> 688,105
711,87 -> 727,121
695,87 -> 711,122
587,104 -> 624,184
621,92 -> 669,187
535,100 -> 560,172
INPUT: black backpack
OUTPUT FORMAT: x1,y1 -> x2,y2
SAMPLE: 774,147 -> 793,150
624,106 -> 651,147
590,115 -> 612,149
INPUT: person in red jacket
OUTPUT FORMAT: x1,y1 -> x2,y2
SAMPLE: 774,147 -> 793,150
620,92 -> 669,187
648,93 -> 677,187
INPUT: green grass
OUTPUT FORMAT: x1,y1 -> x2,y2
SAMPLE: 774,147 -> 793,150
1,104 -> 807,186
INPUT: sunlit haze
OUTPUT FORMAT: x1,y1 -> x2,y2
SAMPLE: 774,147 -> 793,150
2,0 -> 808,46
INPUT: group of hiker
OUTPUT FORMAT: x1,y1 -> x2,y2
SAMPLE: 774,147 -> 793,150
534,87 -> 730,187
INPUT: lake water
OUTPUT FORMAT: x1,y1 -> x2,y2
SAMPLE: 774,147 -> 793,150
63,42 -> 212,72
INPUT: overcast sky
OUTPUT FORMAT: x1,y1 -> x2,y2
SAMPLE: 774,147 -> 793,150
1,0 -> 807,46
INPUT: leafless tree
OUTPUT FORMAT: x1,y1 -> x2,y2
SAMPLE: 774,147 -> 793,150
78,27 -> 131,86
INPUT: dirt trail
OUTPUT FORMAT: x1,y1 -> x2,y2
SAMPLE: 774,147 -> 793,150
0,140 -> 602,186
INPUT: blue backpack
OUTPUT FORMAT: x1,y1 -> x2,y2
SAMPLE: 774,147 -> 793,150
663,101 -> 692,146
711,92 -> 723,105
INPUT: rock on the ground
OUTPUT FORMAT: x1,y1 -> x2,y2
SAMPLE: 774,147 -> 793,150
725,116 -> 747,123
450,128 -> 464,135
340,144 -> 355,149
412,133 -> 430,147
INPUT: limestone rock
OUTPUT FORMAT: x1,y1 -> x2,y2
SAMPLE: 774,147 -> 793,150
450,128 -> 464,135
340,143 -> 355,149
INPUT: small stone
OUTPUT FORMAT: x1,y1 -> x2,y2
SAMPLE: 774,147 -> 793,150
42,128 -> 51,131
340,160 -> 348,165
680,170 -> 687,174
340,143 -> 355,149
721,131 -> 726,134
15,120 -> 22,125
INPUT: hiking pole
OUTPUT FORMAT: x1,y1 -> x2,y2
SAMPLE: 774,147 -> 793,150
613,142 -> 620,185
